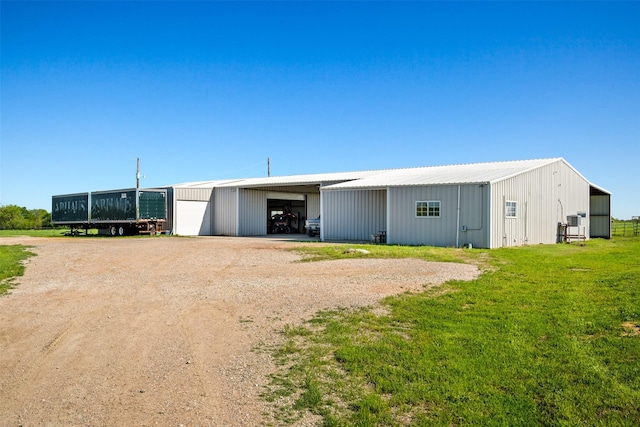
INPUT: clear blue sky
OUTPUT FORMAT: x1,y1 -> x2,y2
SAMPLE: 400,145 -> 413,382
1,1 -> 639,219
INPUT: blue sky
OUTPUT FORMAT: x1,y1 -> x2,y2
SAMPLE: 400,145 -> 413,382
1,1 -> 638,219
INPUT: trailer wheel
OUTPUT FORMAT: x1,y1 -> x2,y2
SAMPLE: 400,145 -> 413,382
118,226 -> 126,236
109,226 -> 118,236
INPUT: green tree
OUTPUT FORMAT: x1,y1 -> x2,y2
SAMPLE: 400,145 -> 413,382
0,205 -> 51,229
0,205 -> 26,229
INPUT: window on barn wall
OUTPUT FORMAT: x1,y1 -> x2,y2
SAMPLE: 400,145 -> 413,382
506,200 -> 517,218
416,201 -> 440,218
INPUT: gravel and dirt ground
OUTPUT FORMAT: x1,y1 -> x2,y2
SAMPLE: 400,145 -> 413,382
0,236 -> 479,426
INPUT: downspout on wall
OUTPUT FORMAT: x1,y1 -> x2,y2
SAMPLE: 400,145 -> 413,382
502,195 -> 507,247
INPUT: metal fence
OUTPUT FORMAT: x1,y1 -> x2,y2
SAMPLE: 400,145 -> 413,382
611,218 -> 639,237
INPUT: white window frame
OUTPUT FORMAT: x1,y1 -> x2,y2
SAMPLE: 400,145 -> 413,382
416,200 -> 441,218
505,200 -> 517,218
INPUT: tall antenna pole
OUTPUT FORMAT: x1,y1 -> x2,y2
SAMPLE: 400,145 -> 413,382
136,157 -> 141,189
267,157 -> 271,177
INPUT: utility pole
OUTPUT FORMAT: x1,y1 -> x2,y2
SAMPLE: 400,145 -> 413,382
267,157 -> 271,177
136,157 -> 141,189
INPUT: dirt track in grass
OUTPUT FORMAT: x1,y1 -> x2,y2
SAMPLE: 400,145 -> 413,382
0,236 -> 479,426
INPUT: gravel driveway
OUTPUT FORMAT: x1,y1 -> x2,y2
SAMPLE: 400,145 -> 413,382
0,236 -> 479,426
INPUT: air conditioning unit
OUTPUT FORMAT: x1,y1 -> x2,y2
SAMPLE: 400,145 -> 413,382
567,215 -> 580,227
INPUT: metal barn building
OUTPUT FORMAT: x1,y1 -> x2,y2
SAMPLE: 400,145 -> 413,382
165,158 -> 611,248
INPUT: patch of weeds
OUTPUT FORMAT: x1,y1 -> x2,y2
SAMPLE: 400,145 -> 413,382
275,339 -> 299,359
294,374 -> 322,410
283,323 -> 311,338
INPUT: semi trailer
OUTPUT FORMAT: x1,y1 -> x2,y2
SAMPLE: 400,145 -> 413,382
52,188 -> 167,236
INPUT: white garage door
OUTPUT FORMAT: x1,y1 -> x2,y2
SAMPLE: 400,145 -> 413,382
175,201 -> 211,236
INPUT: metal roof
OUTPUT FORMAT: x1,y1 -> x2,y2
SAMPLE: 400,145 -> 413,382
321,158 -> 565,190
168,158 -> 592,191
212,170 -> 381,188
169,179 -> 241,189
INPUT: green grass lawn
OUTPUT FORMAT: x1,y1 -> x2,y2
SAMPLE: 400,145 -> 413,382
266,238 -> 640,426
294,243 -> 485,265
0,229 -> 71,237
0,245 -> 34,295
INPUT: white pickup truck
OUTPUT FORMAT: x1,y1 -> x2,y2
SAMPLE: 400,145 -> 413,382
304,216 -> 320,237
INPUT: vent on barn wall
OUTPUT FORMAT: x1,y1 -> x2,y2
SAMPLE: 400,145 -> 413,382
567,215 -> 580,227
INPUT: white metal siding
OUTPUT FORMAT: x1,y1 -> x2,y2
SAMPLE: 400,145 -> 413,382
174,187 -> 213,202
213,187 -> 238,236
239,189 -> 268,236
174,201 -> 211,236
457,184 -> 490,248
266,191 -> 304,201
489,160 -> 590,248
306,193 -> 320,220
257,186 -> 316,193
387,186 -> 460,247
322,190 -> 386,241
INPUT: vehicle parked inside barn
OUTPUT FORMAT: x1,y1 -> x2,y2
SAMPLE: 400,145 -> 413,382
270,211 -> 297,234
305,216 -> 320,237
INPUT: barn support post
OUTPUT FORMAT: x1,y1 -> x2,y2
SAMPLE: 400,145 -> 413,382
456,185 -> 461,248
386,187 -> 391,245
235,188 -> 240,237
319,188 -> 324,241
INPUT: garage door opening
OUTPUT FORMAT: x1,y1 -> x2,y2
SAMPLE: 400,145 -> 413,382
267,192 -> 306,234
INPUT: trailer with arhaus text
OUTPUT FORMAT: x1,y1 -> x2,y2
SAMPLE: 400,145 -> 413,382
52,188 -> 167,236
